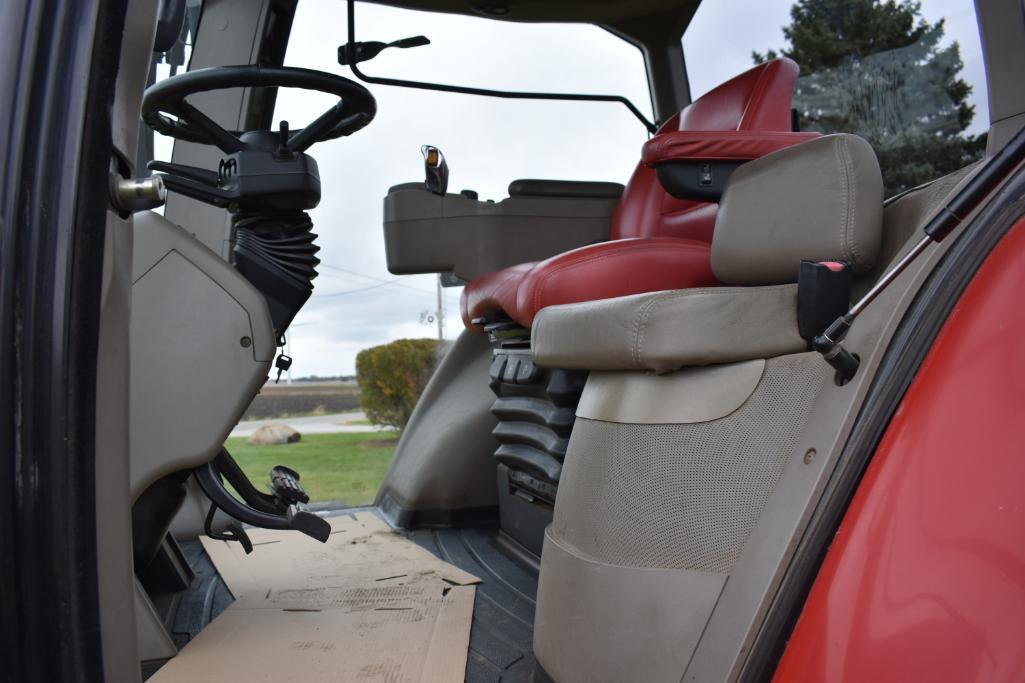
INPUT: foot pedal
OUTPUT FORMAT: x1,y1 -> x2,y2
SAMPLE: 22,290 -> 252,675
270,465 -> 310,507
194,449 -> 330,545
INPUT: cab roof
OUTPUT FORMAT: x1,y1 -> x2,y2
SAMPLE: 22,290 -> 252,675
364,0 -> 699,26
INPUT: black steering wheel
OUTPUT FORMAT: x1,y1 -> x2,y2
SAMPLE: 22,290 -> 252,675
141,65 -> 377,154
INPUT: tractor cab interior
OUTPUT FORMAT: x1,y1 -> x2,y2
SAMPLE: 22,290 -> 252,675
105,0 -> 1025,680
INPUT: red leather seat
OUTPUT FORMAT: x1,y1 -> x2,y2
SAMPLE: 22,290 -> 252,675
461,58 -> 802,330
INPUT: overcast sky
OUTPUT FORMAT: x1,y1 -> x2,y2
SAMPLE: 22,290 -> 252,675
168,0 -> 990,378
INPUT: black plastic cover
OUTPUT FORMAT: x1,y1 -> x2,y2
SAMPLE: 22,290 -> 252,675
655,160 -> 745,201
798,260 -> 852,342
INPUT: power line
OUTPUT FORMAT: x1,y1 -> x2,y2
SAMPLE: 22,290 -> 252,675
314,279 -> 408,298
314,263 -> 461,304
320,263 -> 443,296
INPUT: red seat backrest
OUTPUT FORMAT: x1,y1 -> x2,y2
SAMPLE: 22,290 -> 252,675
609,58 -> 800,242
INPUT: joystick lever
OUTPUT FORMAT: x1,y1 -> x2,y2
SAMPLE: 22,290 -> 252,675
422,145 -> 448,196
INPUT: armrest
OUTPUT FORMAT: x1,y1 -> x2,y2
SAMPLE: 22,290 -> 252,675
641,130 -> 821,166
641,131 -> 820,201
383,185 -> 617,280
508,179 -> 624,199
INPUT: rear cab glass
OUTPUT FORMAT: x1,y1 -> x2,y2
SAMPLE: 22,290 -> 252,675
683,0 -> 989,197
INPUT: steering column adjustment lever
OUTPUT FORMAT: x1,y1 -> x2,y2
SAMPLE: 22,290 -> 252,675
193,453 -> 330,544
148,146 -> 322,213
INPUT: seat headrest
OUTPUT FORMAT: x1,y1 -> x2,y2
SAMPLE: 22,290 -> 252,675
660,58 -> 800,133
711,134 -> 884,286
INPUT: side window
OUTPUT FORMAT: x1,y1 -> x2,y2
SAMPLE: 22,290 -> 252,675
684,0 -> 989,196
142,1 -> 201,171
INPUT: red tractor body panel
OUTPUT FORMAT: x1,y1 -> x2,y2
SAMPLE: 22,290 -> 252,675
776,217 -> 1025,682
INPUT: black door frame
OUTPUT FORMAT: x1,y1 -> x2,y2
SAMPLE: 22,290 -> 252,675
0,0 -> 128,680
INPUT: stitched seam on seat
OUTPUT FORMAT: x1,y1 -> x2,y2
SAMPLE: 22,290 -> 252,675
629,284 -> 795,366
835,137 -> 851,266
632,291 -> 677,368
839,136 -> 866,269
530,243 -> 710,314
631,301 -> 646,367
629,283 -> 794,303
739,62 -> 771,130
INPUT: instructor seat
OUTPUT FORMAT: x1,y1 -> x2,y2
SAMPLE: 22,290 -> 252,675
528,133 -> 885,682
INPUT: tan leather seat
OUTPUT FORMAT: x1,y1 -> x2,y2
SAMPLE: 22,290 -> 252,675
529,134 -> 885,682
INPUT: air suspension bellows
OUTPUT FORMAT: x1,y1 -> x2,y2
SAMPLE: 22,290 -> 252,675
232,210 -> 320,338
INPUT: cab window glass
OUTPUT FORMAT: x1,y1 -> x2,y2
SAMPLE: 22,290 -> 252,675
683,0 -> 989,196
278,1 -> 653,199
148,1 -> 201,167
270,1 -> 654,367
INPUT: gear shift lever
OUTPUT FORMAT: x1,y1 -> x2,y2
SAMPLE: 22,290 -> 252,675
421,145 -> 448,196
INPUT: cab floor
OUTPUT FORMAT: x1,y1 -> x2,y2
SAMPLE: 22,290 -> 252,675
158,521 -> 538,682
406,525 -> 539,682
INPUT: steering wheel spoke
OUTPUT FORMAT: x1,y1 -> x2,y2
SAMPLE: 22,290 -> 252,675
287,100 -> 347,152
177,100 -> 247,154
141,65 -> 377,151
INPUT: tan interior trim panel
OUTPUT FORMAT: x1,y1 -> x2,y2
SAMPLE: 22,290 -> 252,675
577,359 -> 765,424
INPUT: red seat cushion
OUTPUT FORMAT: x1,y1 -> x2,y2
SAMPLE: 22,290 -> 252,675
460,261 -> 535,329
461,238 -> 718,329
460,58 -> 801,331
610,164 -> 719,242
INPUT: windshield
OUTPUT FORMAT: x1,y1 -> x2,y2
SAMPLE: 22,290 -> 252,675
274,0 -> 653,377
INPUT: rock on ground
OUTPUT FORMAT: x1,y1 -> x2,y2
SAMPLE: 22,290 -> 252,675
247,424 -> 301,445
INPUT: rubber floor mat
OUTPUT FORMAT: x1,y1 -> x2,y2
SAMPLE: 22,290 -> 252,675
409,527 -> 539,682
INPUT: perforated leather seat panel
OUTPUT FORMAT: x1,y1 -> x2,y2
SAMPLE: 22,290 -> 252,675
551,353 -> 829,575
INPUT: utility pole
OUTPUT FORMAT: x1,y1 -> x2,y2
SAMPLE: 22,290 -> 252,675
435,274 -> 445,341
285,333 -> 292,384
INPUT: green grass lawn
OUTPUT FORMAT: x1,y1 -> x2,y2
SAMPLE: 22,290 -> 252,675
224,432 -> 398,506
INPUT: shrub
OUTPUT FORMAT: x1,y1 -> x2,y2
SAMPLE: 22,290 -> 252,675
356,338 -> 441,430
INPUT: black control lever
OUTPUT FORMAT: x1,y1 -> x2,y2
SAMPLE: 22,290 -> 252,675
212,450 -> 280,514
148,136 -> 322,213
338,35 -> 430,65
193,452 -> 330,544
148,160 -> 236,207
270,465 -> 310,507
205,502 -> 254,554
422,145 -> 448,196
214,451 -> 311,511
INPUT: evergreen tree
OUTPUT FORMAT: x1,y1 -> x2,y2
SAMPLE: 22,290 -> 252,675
755,0 -> 985,196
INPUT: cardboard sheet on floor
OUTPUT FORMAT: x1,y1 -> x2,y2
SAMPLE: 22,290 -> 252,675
151,511 -> 480,682
200,511 -> 480,597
